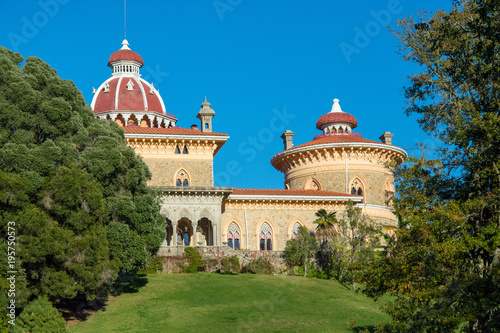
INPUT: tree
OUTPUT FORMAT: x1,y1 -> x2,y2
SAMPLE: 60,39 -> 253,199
0,46 -> 165,312
327,201 -> 380,291
313,209 -> 337,244
284,226 -> 318,277
14,296 -> 68,333
360,1 -> 500,331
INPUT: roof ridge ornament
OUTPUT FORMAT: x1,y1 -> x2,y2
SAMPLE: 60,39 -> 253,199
121,39 -> 131,50
330,98 -> 343,113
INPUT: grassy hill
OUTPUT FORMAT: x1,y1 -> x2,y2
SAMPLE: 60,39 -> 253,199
69,274 -> 390,332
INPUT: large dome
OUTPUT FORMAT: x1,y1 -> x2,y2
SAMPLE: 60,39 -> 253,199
92,77 -> 165,114
91,39 -> 167,116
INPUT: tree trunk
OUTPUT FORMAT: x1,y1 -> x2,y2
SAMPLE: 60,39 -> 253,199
304,256 -> 308,277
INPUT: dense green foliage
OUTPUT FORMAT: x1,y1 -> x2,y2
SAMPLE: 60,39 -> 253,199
13,296 -> 68,333
284,226 -> 318,277
327,201 -> 380,291
220,256 -> 241,274
360,1 -> 500,331
182,247 -> 205,273
245,257 -> 274,275
70,274 -> 391,332
0,47 -> 165,311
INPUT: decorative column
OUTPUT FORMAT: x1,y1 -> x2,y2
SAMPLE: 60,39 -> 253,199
192,222 -> 198,246
172,221 -> 179,246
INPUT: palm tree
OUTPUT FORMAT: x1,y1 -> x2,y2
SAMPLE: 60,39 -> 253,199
313,209 -> 337,244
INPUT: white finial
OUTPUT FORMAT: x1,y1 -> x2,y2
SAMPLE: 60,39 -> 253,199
92,87 -> 96,94
121,39 -> 130,50
330,98 -> 343,113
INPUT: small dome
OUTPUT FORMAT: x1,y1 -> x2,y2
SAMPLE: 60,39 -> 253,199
316,98 -> 358,130
316,112 -> 358,129
107,39 -> 144,67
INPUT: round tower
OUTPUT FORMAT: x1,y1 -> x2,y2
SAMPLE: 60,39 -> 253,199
271,98 -> 407,226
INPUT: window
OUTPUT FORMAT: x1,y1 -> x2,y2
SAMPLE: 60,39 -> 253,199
227,222 -> 241,249
305,178 -> 321,191
175,169 -> 190,187
259,222 -> 273,251
205,123 -> 209,129
350,177 -> 365,203
384,179 -> 395,207
290,222 -> 301,239
182,146 -> 188,154
175,146 -> 181,154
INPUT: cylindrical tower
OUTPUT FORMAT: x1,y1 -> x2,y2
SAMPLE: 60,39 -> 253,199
271,98 -> 407,226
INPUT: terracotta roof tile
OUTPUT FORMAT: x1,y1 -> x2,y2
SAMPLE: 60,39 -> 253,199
230,188 -> 361,197
123,126 -> 228,136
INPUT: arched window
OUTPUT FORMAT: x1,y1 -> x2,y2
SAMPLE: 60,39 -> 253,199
384,179 -> 395,207
175,169 -> 190,187
175,146 -> 181,154
205,123 -> 209,129
182,146 -> 188,154
350,177 -> 365,203
259,222 -> 273,251
305,178 -> 321,191
227,222 -> 241,250
291,222 -> 301,239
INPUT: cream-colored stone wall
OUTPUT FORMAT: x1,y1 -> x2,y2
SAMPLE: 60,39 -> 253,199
221,200 -> 397,251
289,170 -> 393,206
221,201 -> 345,251
144,159 -> 213,186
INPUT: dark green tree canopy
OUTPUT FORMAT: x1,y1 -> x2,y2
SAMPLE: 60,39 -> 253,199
0,47 -> 165,307
361,1 -> 500,331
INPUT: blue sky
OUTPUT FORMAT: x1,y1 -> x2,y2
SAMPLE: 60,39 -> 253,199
0,0 -> 452,189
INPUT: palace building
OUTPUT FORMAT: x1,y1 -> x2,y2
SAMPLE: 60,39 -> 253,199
91,39 -> 407,252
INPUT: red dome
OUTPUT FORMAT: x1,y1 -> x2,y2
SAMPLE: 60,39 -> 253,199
316,112 -> 358,130
108,49 -> 144,67
92,77 -> 165,114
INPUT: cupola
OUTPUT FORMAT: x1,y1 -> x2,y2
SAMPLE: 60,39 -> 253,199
316,98 -> 358,134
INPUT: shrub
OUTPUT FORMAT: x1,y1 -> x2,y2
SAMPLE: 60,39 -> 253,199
220,256 -> 240,274
182,247 -> 205,273
14,296 -> 67,333
245,257 -> 274,275
138,256 -> 163,274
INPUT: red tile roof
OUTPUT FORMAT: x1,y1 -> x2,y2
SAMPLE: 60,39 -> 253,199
123,126 -> 228,136
108,49 -> 144,67
230,188 -> 360,197
316,112 -> 358,129
292,135 -> 383,149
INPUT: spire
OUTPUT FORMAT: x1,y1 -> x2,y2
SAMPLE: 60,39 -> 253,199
330,98 -> 343,113
121,39 -> 130,50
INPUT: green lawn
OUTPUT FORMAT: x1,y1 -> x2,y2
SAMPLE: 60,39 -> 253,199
70,274 -> 390,332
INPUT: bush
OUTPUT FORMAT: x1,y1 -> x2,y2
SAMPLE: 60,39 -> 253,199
138,256 -> 163,274
245,257 -> 274,275
14,296 -> 67,333
220,256 -> 240,274
182,247 -> 205,273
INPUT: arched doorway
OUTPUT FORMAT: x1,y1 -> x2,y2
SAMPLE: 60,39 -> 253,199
197,218 -> 214,246
177,218 -> 193,246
